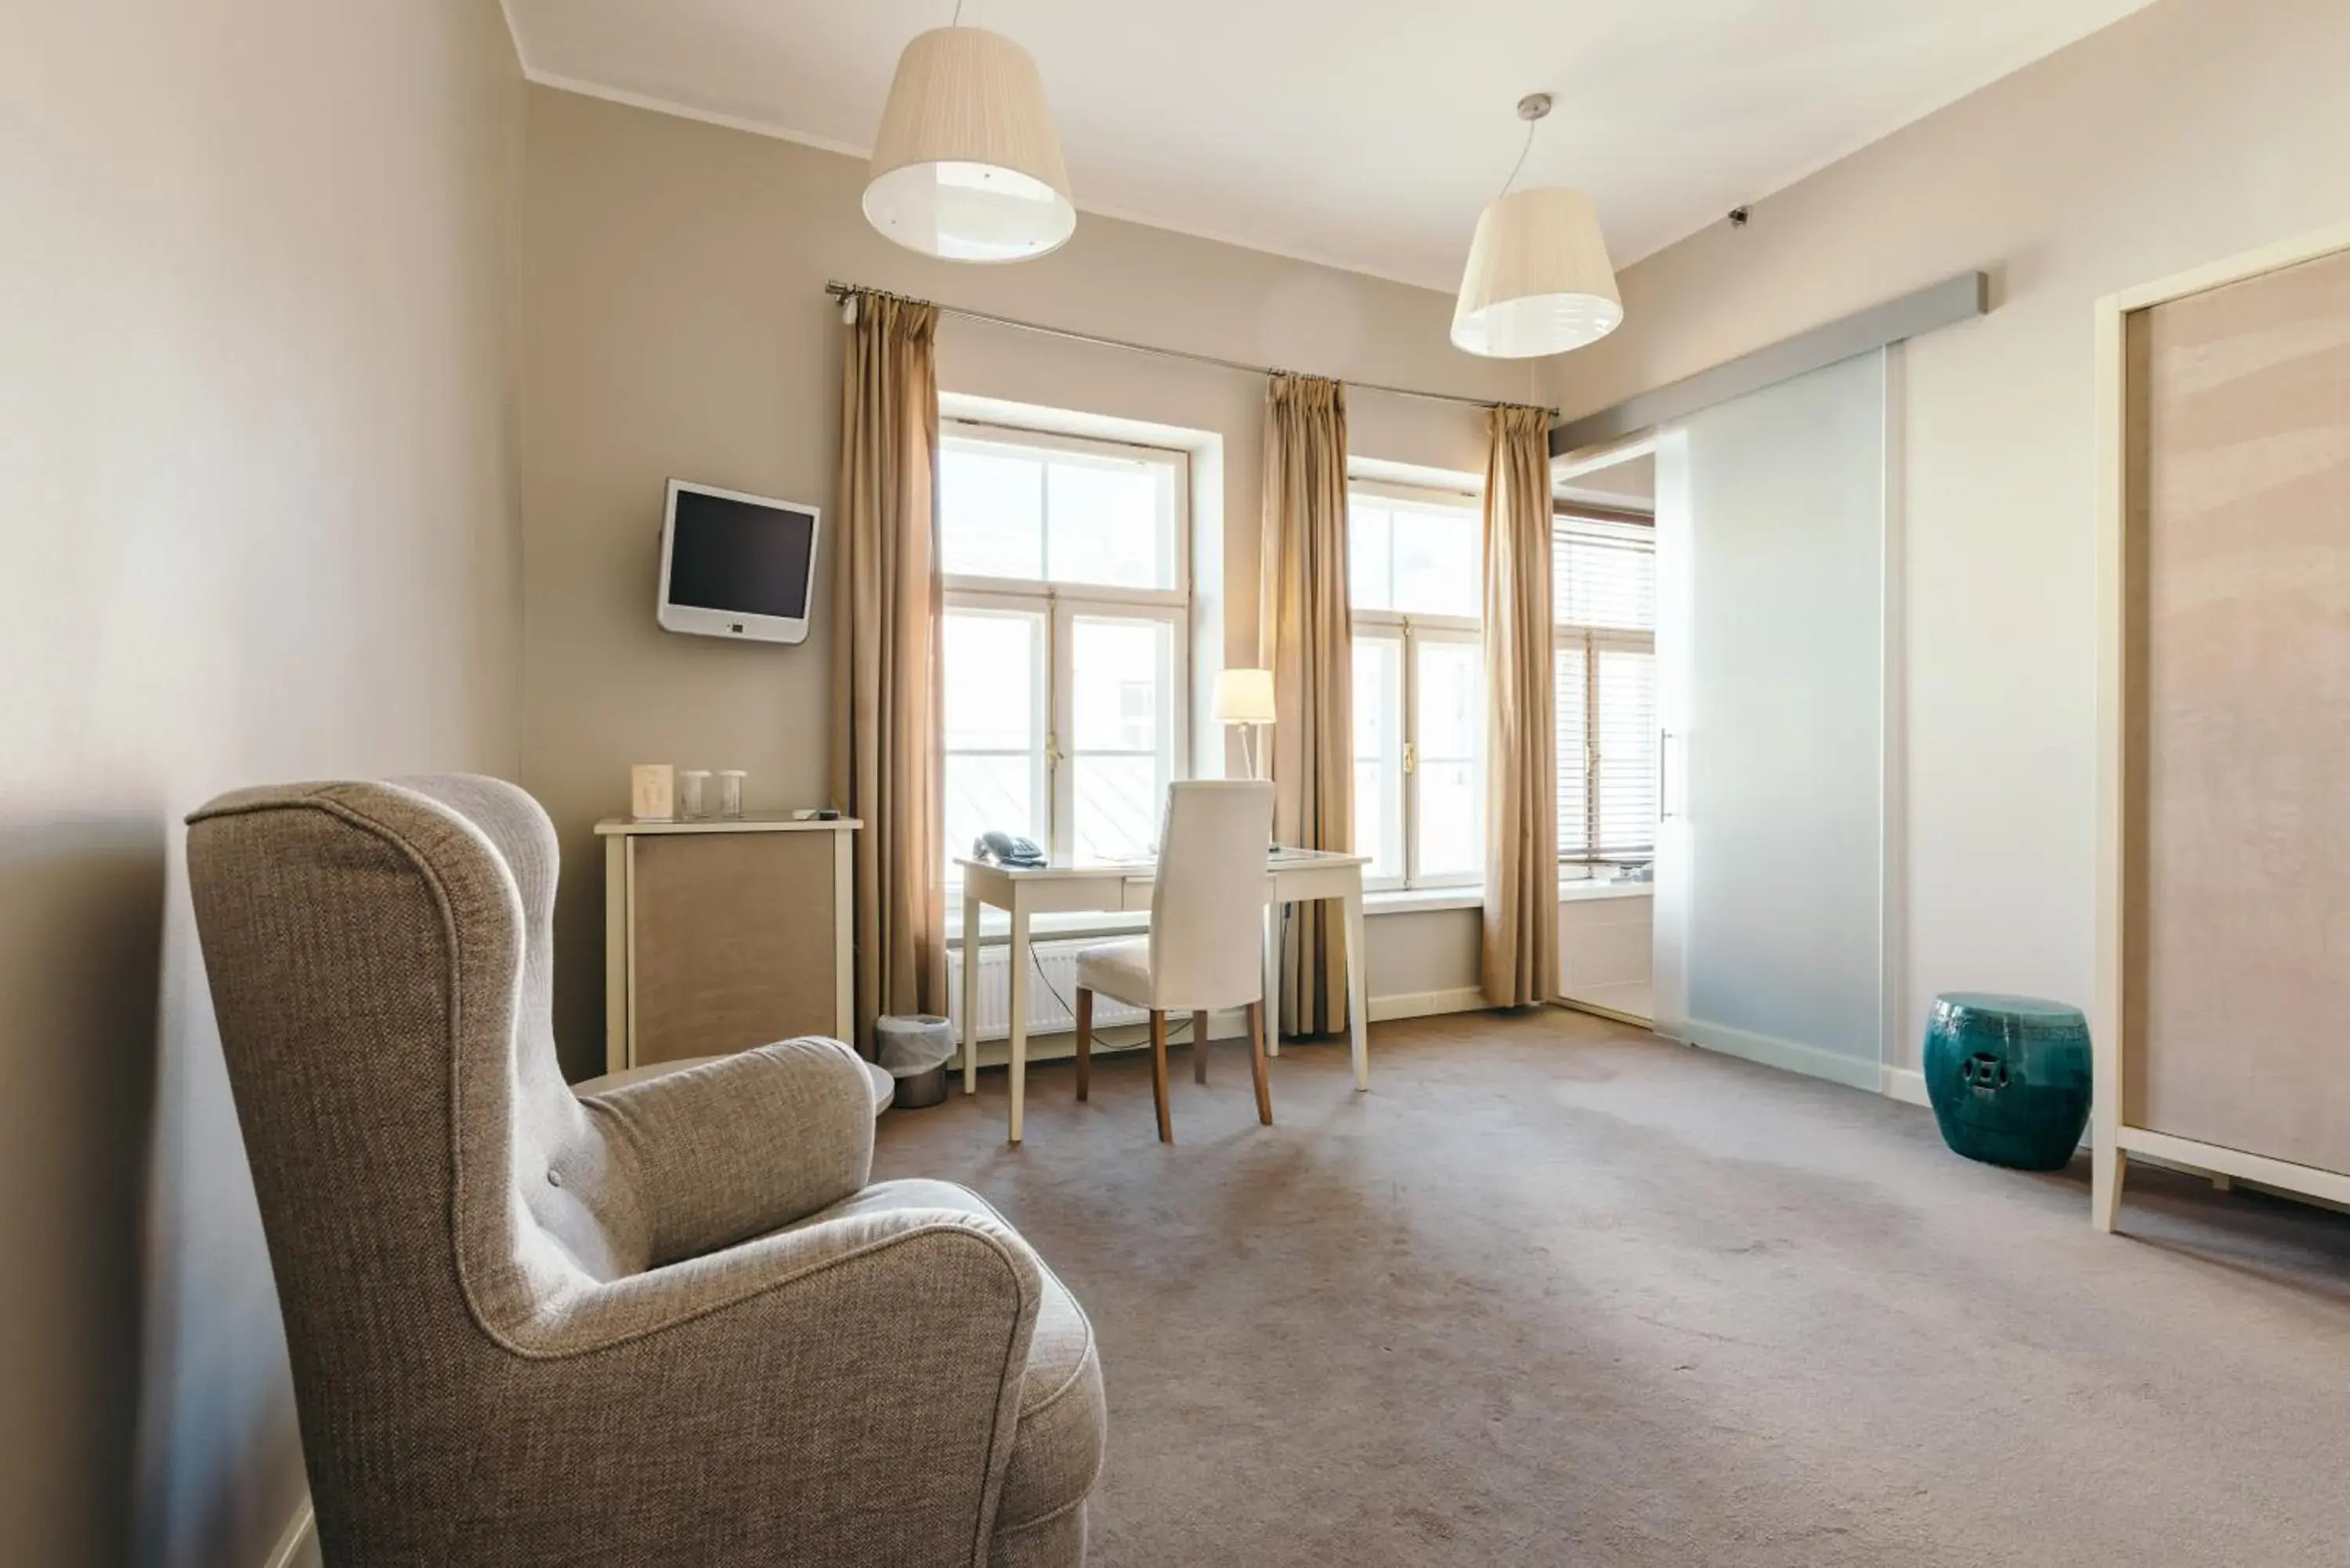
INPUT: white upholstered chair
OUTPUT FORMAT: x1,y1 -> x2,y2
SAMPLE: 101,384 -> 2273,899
1072,780 -> 1276,1142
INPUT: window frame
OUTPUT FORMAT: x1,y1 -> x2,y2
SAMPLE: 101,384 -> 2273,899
1552,511 -> 1658,867
1399,618 -> 1486,889
940,420 -> 1191,875
939,417 -> 1191,599
1348,477 -> 1486,892
1050,596 -> 1189,865
1350,625 -> 1408,889
938,595 -> 1054,859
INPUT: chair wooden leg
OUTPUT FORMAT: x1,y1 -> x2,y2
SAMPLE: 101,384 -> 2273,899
1074,988 -> 1093,1103
1193,1009 -> 1211,1085
1149,1010 -> 1173,1143
1247,999 -> 1273,1126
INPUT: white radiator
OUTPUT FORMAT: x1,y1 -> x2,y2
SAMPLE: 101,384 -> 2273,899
946,939 -> 1149,1042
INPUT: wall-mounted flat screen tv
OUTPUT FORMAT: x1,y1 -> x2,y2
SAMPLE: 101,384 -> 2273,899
656,479 -> 821,645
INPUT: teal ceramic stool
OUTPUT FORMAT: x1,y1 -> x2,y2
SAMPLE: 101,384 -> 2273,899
1922,993 -> 2092,1171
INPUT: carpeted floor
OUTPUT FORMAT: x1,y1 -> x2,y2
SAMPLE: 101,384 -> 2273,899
874,1008 -> 2350,1566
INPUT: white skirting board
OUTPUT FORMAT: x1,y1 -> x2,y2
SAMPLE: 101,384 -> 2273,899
1679,1042 -> 1936,1116
1683,1019 -> 1885,1093
1880,1067 -> 1929,1106
1368,986 -> 1488,1022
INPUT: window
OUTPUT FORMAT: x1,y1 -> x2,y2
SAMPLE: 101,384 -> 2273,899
1350,482 -> 1485,889
1553,514 -> 1658,865
939,422 -> 1188,879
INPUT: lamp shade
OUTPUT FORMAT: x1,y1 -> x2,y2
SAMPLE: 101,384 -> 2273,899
863,27 -> 1076,263
1451,186 -> 1622,359
1212,668 -> 1277,725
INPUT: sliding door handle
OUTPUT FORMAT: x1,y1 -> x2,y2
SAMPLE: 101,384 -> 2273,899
1658,728 -> 1674,821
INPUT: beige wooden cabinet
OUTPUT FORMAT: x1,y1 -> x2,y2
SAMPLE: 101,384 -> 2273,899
595,815 -> 859,1075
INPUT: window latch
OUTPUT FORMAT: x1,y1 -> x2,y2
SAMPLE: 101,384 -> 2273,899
1403,741 -> 1417,775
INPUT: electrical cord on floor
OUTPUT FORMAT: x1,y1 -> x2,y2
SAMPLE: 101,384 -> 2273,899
1026,905 -> 1303,1042
971,894 -> 1313,1052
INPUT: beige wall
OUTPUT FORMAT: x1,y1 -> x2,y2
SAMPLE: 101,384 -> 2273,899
519,87 -> 1536,1064
1542,0 -> 2350,1070
1558,453 -> 1655,508
1,3 -> 523,1563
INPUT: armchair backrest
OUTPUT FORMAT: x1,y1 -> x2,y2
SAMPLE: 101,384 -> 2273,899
185,779 -> 650,1517
1146,780 -> 1274,1011
386,775 -> 649,1281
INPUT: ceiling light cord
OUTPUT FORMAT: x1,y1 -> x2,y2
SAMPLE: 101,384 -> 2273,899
951,0 -> 967,24
1497,117 -> 1537,201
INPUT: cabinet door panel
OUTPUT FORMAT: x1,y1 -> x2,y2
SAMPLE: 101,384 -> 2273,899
631,833 -> 837,1064
2135,247 -> 2350,1172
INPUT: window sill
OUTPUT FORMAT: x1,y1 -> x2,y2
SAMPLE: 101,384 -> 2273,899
1557,878 -> 1654,903
1358,881 -> 1650,913
1362,886 -> 1484,915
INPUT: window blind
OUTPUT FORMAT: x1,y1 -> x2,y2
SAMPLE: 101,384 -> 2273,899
1554,515 -> 1658,861
1553,518 -> 1655,630
1593,645 -> 1658,854
1554,641 -> 1589,857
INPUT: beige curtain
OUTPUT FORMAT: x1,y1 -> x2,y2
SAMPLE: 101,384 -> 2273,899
1260,374 -> 1354,1035
1480,403 -> 1560,1006
830,293 -> 945,1053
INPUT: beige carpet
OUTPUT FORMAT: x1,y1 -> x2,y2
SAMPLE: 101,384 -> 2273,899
874,1007 -> 2350,1566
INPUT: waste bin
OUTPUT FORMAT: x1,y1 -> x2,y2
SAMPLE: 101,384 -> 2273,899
875,1014 -> 957,1109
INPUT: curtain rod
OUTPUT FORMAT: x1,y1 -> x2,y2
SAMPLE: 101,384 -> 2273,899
825,281 -> 1554,417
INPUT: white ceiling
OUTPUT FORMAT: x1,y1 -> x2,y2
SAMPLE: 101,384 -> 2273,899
502,0 -> 2153,291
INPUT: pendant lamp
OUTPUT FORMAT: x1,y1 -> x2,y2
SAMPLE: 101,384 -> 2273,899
1452,95 -> 1622,358
864,25 -> 1076,263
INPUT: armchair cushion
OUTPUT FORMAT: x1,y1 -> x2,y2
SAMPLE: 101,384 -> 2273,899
583,1035 -> 874,1266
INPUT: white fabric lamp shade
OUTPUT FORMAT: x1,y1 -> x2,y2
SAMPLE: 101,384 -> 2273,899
1451,186 -> 1622,359
1212,668 -> 1277,725
864,27 -> 1076,263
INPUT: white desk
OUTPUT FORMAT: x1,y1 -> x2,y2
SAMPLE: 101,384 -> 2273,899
955,849 -> 1370,1143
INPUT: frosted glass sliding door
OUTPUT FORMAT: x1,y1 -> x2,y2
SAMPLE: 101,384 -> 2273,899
1651,350 -> 1889,1088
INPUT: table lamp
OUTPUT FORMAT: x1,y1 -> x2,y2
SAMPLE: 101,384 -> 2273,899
1212,668 -> 1277,779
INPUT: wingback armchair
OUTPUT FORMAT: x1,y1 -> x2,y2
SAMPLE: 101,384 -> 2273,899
186,776 -> 1103,1566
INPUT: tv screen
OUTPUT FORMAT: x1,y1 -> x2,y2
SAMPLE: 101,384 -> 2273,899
657,481 -> 821,644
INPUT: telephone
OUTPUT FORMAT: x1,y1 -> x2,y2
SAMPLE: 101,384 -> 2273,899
973,830 -> 1047,869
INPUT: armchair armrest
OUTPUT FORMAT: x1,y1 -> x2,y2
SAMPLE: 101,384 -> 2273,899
519,1201 -> 1041,1359
582,1037 -> 873,1264
458,1206 -> 1047,1564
